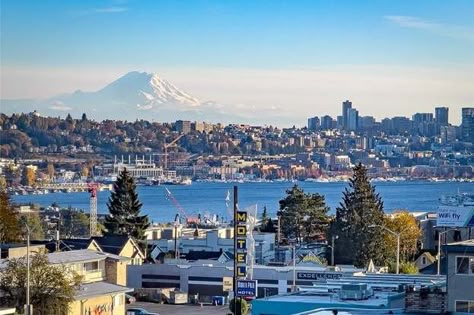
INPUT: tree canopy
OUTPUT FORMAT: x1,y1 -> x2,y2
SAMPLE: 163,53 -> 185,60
259,206 -> 276,233
0,189 -> 21,243
384,211 -> 422,262
105,168 -> 150,241
0,253 -> 82,314
331,163 -> 386,267
277,185 -> 330,244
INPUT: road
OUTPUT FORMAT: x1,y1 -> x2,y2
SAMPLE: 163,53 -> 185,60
127,302 -> 232,315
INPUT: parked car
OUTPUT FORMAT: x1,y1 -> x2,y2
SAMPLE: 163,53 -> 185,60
126,308 -> 159,315
125,294 -> 136,304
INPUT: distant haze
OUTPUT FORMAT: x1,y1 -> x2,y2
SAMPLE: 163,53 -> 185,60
1,1 -> 473,126
1,66 -> 471,126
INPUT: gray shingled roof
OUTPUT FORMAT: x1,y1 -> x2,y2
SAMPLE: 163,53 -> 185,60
48,249 -> 129,265
74,281 -> 132,299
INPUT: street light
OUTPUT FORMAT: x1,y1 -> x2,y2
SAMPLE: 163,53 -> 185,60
437,228 -> 457,276
291,242 -> 297,292
369,224 -> 401,274
327,235 -> 338,266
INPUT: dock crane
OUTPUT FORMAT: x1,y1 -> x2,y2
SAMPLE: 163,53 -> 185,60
87,182 -> 100,237
165,187 -> 199,225
163,134 -> 185,170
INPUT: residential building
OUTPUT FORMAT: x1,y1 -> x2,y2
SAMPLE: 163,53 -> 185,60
307,116 -> 320,131
435,107 -> 449,126
146,227 -> 275,265
175,120 -> 191,134
342,100 -> 352,130
461,107 -> 474,143
320,115 -> 333,130
48,250 -> 132,314
32,235 -> 145,265
347,108 -> 359,131
445,239 -> 474,313
0,243 -> 45,259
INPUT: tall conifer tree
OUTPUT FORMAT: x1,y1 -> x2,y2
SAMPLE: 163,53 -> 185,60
278,185 -> 330,244
105,168 -> 149,241
332,164 -> 386,267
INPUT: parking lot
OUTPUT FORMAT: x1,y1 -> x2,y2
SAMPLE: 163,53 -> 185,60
127,302 -> 233,315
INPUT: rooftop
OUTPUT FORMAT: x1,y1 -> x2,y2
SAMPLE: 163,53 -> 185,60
74,281 -> 132,299
445,239 -> 474,253
255,290 -> 402,308
48,249 -> 129,265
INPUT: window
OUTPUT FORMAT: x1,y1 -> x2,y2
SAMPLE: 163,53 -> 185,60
84,261 -> 99,272
422,257 -> 426,265
456,300 -> 474,313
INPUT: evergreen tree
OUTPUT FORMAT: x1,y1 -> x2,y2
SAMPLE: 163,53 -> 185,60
331,163 -> 386,267
260,206 -> 276,233
105,168 -> 150,241
277,185 -> 329,244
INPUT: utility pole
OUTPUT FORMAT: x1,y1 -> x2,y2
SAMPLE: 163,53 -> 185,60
331,235 -> 338,266
233,185 -> 240,315
369,224 -> 400,274
437,228 -> 456,275
292,244 -> 296,292
25,223 -> 32,315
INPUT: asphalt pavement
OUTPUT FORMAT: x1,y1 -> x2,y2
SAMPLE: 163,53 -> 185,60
127,301 -> 233,315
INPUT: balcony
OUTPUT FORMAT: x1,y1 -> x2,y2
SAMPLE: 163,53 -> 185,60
82,269 -> 105,283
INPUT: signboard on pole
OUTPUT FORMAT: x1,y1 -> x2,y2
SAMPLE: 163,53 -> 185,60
223,277 -> 233,292
237,280 -> 257,297
437,206 -> 474,227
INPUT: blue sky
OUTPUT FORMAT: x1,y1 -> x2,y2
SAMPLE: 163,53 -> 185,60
1,0 -> 473,125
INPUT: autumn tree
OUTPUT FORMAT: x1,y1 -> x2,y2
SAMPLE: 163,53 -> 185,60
105,168 -> 150,242
0,189 -> 21,243
331,164 -> 387,267
21,166 -> 36,186
0,253 -> 82,314
384,211 -> 422,262
47,162 -> 55,182
277,185 -> 330,244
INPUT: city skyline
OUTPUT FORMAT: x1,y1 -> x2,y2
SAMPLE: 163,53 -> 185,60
1,0 -> 474,125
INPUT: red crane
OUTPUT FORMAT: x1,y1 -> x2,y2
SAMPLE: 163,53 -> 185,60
165,187 -> 199,225
87,182 -> 100,236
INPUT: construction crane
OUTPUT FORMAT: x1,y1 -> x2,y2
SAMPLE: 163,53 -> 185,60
163,134 -> 184,170
87,182 -> 100,237
165,187 -> 199,225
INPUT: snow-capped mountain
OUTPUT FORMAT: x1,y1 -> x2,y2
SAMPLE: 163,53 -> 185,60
54,71 -> 200,112
0,71 -> 291,125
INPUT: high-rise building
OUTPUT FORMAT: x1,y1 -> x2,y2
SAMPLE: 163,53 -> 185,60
359,116 -> 376,130
320,115 -> 334,130
342,100 -> 352,129
461,108 -> 474,143
347,108 -> 359,131
390,117 -> 412,135
412,113 -> 433,123
440,126 -> 457,144
307,116 -> 320,131
175,120 -> 191,134
337,116 -> 344,129
412,113 -> 434,136
435,107 -> 449,126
